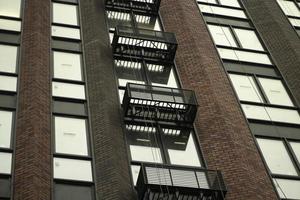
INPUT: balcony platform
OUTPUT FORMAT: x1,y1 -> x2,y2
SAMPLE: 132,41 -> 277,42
136,163 -> 227,200
122,83 -> 198,124
112,26 -> 177,64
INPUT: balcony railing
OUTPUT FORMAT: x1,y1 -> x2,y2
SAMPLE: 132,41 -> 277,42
136,163 -> 227,200
105,0 -> 161,15
112,26 -> 177,64
122,83 -> 198,124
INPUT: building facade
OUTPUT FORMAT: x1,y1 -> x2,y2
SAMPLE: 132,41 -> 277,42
0,0 -> 299,200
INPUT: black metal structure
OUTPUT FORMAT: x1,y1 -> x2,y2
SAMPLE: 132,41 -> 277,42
112,26 -> 177,64
122,83 -> 198,123
136,163 -> 227,200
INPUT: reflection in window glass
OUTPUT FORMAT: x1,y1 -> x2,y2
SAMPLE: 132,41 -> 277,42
0,152 -> 12,174
52,82 -> 86,100
107,11 -> 132,29
150,68 -> 178,88
0,75 -> 17,92
229,74 -> 263,103
53,158 -> 93,182
135,15 -> 162,31
131,165 -> 141,185
53,51 -> 82,81
217,48 -> 272,65
258,78 -> 294,106
234,28 -> 264,51
290,142 -> 300,163
0,45 -> 18,73
208,24 -> 237,47
52,25 -> 81,40
115,60 -> 145,87
0,19 -> 21,32
277,0 -> 300,17
0,0 -> 21,18
273,178 -> 300,199
126,124 -> 163,163
163,130 -> 201,167
0,111 -> 13,149
242,104 -> 300,124
54,116 -> 88,156
257,138 -> 297,175
198,4 -> 247,19
53,3 -> 78,26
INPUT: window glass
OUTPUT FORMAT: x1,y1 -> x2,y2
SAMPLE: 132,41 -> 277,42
278,0 -> 300,17
150,68 -> 179,88
55,184 -> 93,200
131,165 -> 141,185
0,45 -> 18,73
163,131 -> 201,167
53,3 -> 78,26
273,178 -> 300,199
229,74 -> 263,103
0,0 -> 21,18
289,17 -> 300,27
0,75 -> 17,92
198,4 -> 247,19
234,28 -> 264,51
242,104 -> 300,124
257,138 -> 297,175
0,111 -> 13,149
52,25 -> 81,40
198,0 -> 217,4
126,124 -> 163,163
208,24 -> 237,47
54,116 -> 88,156
0,19 -> 21,32
219,0 -> 241,8
52,82 -> 86,100
290,142 -> 300,163
53,51 -> 82,81
135,15 -> 162,31
118,89 -> 125,103
107,11 -> 132,29
0,178 -> 11,198
258,78 -> 294,106
217,48 -> 272,65
115,60 -> 145,87
0,152 -> 12,174
53,158 -> 93,181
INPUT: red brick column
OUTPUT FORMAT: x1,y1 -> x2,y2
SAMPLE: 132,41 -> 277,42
13,0 -> 51,199
160,0 -> 278,199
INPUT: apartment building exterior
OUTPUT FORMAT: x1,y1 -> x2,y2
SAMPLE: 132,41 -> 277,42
0,0 -> 299,200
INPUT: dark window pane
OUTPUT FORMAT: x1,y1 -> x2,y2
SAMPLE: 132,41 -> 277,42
0,178 -> 10,198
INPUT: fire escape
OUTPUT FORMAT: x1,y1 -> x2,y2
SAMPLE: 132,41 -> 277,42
105,0 -> 227,199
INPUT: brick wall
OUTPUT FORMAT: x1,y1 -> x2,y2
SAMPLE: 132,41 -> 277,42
13,0 -> 51,199
242,0 -> 300,105
159,0 -> 279,199
80,0 -> 135,199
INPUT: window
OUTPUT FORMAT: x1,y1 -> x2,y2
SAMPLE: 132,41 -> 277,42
150,68 -> 179,88
52,3 -> 79,26
0,152 -> 12,174
0,44 -> 18,73
258,78 -> 294,106
198,4 -> 247,19
229,74 -> 263,103
51,25 -> 81,40
273,178 -> 300,199
242,104 -> 300,124
0,111 -> 13,149
53,158 -> 93,182
54,184 -> 93,200
257,138 -> 297,175
0,0 -> 21,18
52,81 -> 85,100
0,75 -> 17,92
278,0 -> 300,17
218,48 -> 272,65
54,116 -> 88,156
233,28 -> 264,51
219,0 -> 240,8
0,18 -> 21,32
0,178 -> 11,198
53,51 -> 83,81
290,142 -> 300,163
208,24 -> 237,47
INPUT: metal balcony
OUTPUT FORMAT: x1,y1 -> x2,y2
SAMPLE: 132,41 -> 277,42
105,0 -> 161,15
112,26 -> 177,64
122,83 -> 198,124
136,163 -> 227,200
